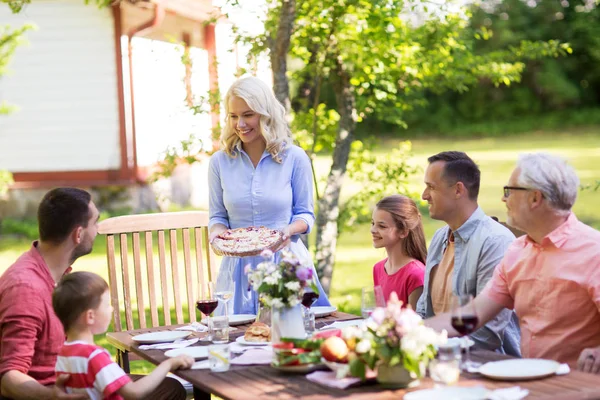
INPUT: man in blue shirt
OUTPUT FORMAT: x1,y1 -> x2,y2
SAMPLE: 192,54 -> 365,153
416,151 -> 521,355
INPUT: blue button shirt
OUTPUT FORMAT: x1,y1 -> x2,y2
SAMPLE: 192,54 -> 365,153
417,207 -> 521,356
208,144 -> 331,315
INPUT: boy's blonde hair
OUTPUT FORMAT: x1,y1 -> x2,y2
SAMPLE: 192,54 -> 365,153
53,271 -> 109,332
221,76 -> 292,163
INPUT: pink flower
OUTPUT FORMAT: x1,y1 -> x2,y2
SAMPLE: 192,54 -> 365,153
394,308 -> 422,335
244,263 -> 252,274
295,267 -> 313,281
371,308 -> 386,325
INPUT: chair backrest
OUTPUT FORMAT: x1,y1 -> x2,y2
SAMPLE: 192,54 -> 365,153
98,211 -> 217,332
491,216 -> 526,238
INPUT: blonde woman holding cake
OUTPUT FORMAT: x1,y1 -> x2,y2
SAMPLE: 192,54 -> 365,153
208,76 -> 331,315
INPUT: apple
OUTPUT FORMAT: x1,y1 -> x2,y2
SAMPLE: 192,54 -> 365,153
320,336 -> 349,363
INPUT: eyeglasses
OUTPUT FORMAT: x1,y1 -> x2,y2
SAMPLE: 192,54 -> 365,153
503,186 -> 531,198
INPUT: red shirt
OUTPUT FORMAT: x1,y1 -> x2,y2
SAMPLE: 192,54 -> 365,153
373,259 -> 425,306
0,242 -> 66,385
56,341 -> 131,399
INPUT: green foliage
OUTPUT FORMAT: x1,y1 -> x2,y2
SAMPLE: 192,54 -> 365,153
0,217 -> 38,239
291,104 -> 339,153
0,23 -> 35,114
405,0 -> 597,135
2,0 -> 112,13
0,170 -> 13,197
340,141 -> 421,232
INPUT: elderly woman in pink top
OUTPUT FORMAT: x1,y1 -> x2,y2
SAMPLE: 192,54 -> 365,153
425,153 -> 600,374
371,195 -> 426,310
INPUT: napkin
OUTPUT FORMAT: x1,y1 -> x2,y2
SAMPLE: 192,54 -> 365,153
305,371 -> 362,389
191,360 -> 211,370
229,342 -> 271,354
138,338 -> 199,350
175,323 -> 208,333
230,348 -> 273,365
486,386 -> 529,400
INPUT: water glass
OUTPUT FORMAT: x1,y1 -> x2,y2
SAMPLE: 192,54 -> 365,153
303,308 -> 315,336
212,316 -> 229,344
208,344 -> 230,372
429,341 -> 461,386
361,286 -> 385,318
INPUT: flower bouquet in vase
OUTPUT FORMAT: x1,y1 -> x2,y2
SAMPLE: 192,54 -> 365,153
322,293 -> 446,388
247,249 -> 318,343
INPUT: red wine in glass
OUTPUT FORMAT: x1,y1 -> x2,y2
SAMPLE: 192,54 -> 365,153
451,315 -> 479,336
196,300 -> 218,316
302,292 -> 319,308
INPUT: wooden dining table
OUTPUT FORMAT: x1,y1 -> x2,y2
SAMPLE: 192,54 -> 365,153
106,312 -> 600,400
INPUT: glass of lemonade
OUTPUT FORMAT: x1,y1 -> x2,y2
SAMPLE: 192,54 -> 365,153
208,344 -> 230,372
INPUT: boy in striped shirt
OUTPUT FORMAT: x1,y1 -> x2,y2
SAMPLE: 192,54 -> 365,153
52,272 -> 194,400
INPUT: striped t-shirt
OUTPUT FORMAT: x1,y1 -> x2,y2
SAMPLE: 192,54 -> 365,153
55,341 -> 131,400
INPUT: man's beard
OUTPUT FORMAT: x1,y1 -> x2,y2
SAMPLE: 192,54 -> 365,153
70,241 -> 93,264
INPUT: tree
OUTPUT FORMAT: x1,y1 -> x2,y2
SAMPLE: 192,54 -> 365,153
246,0 -> 569,293
405,0 -> 599,133
151,0 -> 569,293
1,0 -> 112,13
1,14 -> 34,215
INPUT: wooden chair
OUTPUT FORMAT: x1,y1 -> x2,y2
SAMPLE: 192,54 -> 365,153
98,211 -> 217,372
491,216 -> 526,238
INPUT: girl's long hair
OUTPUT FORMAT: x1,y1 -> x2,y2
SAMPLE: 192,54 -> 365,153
375,195 -> 427,265
221,76 -> 292,163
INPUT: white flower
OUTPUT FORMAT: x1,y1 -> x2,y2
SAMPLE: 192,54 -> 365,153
355,339 -> 371,354
261,295 -> 272,307
271,298 -> 284,309
287,296 -> 300,307
284,281 -> 301,291
341,326 -> 363,341
264,275 -> 278,285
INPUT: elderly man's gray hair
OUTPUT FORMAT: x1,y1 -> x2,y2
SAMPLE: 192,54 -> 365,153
516,153 -> 579,212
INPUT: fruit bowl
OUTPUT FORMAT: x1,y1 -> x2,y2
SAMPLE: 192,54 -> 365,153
321,357 -> 350,379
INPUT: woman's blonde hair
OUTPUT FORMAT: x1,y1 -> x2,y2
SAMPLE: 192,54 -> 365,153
221,76 -> 292,163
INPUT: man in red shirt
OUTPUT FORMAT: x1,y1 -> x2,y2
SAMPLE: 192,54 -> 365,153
0,188 -> 187,399
0,188 -> 98,400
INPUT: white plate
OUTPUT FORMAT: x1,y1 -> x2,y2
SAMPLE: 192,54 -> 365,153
312,306 -> 337,318
201,314 -> 257,326
235,336 -> 271,346
404,386 -> 488,400
164,346 -> 209,359
132,331 -> 193,344
319,319 -> 365,331
479,358 -> 560,381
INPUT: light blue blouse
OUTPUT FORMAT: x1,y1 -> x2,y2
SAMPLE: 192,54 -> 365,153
208,143 -> 331,315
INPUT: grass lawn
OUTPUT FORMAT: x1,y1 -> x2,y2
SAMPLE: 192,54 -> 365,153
1,130 -> 599,374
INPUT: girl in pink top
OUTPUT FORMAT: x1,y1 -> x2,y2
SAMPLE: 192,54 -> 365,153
371,195 -> 426,309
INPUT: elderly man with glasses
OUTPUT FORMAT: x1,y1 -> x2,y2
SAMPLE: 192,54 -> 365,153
426,152 -> 600,374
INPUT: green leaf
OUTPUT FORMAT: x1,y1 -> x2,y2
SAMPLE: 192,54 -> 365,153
349,358 -> 366,380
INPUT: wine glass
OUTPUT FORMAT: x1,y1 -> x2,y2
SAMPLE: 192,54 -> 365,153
361,285 -> 386,318
215,283 -> 234,321
450,294 -> 480,370
301,286 -> 319,334
197,282 -> 218,342
361,286 -> 377,318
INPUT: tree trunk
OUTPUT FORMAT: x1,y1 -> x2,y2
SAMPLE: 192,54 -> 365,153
315,53 -> 357,294
269,0 -> 295,113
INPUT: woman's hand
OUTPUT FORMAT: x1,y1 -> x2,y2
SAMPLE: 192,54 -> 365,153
274,226 -> 292,252
209,224 -> 228,243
